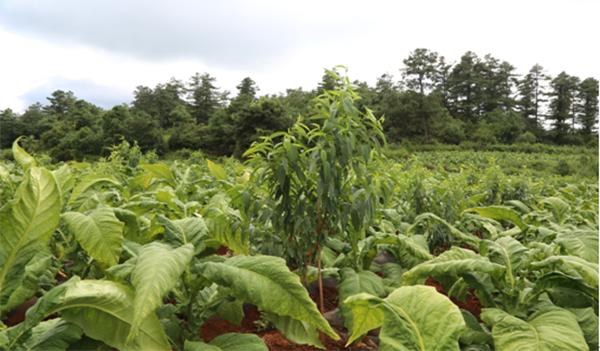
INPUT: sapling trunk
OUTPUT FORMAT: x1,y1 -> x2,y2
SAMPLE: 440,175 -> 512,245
317,243 -> 324,314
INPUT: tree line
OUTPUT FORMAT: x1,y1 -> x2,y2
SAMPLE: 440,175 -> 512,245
1,48 -> 598,160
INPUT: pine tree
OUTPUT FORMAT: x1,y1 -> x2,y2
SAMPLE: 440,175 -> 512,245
548,72 -> 579,140
188,73 -> 223,124
577,77 -> 599,136
402,48 -> 445,140
517,64 -> 550,131
447,51 -> 484,122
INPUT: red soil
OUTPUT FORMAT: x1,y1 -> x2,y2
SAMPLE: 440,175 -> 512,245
425,277 -> 482,320
215,245 -> 232,256
309,284 -> 339,313
200,290 -> 378,350
3,297 -> 37,326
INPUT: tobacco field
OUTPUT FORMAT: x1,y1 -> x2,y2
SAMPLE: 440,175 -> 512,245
0,77 -> 598,351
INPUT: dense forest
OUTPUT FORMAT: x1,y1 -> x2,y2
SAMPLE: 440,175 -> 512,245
1,48 -> 598,160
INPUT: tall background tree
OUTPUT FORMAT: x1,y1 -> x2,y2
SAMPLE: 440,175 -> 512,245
548,72 -> 580,142
517,64 -> 550,135
1,49 -> 597,160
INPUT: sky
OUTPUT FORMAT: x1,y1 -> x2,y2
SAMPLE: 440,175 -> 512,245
0,0 -> 598,112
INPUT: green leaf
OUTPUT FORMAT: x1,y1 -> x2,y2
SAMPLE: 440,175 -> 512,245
22,318 -> 83,351
530,255 -> 598,289
402,247 -> 505,285
339,268 -> 386,303
12,137 -> 37,169
216,299 -> 244,326
203,193 -> 249,254
540,197 -> 570,224
556,229 -> 598,263
264,313 -> 323,349
392,234 -> 433,262
464,206 -> 527,230
140,163 -> 176,186
3,251 -> 53,314
68,174 -> 120,205
4,277 -> 170,351
567,307 -> 598,350
0,167 -> 61,315
345,286 -> 466,350
481,308 -> 587,351
128,242 -> 194,341
159,215 -> 208,252
198,255 -> 339,340
529,272 -> 597,309
63,208 -> 124,266
207,160 -> 228,181
338,268 -> 386,333
459,309 -> 492,345
52,165 -> 75,201
113,208 -> 142,242
343,294 -> 384,346
410,213 -> 480,246
184,333 -> 267,351
482,237 -> 527,289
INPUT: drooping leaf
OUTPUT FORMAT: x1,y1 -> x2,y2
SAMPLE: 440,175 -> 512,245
540,197 -> 570,224
140,163 -> 176,186
345,286 -> 466,350
392,234 -> 433,262
3,277 -> 170,351
198,255 -> 339,340
464,206 -> 527,230
459,309 -> 492,345
0,167 -> 61,315
3,251 -> 53,314
481,308 -> 587,351
402,247 -> 505,285
68,174 -> 120,205
184,333 -> 267,351
216,299 -> 244,326
22,318 -> 83,351
63,208 -> 124,266
264,313 -> 323,349
528,272 -> 597,309
481,237 -> 527,289
203,193 -> 249,254
555,229 -> 598,263
158,215 -> 208,252
128,242 -> 194,341
567,307 -> 598,350
409,213 -> 480,246
530,255 -> 598,289
113,208 -> 142,242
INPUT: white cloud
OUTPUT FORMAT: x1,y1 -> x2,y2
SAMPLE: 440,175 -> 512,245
0,0 -> 598,112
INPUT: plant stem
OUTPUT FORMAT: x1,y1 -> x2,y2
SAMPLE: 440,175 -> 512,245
317,243 -> 324,314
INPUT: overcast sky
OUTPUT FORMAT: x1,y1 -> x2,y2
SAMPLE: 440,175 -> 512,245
0,0 -> 598,112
